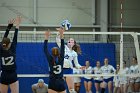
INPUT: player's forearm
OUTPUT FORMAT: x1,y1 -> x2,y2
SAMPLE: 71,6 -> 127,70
44,40 -> 49,54
16,24 -> 19,29
74,58 -> 81,69
56,34 -> 61,47
12,28 -> 18,43
4,24 -> 13,38
44,40 -> 51,59
60,39 -> 65,58
60,34 -> 64,39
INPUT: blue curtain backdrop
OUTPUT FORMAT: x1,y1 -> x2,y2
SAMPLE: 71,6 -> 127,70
12,42 -> 116,93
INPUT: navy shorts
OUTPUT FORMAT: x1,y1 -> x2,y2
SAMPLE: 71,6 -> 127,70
0,71 -> 18,85
94,80 -> 102,83
48,77 -> 66,92
103,77 -> 113,83
63,68 -> 73,74
84,78 -> 93,82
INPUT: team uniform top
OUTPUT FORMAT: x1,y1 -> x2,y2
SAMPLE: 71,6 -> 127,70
73,68 -> 82,83
32,83 -> 48,93
130,65 -> 139,74
100,65 -> 116,79
129,64 -> 139,79
56,35 -> 81,69
44,39 -> 64,78
119,67 -> 129,84
0,26 -> 18,71
84,66 -> 93,79
93,67 -> 103,81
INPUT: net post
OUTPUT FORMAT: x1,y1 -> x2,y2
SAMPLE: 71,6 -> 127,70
120,32 -> 123,72
131,32 -> 140,69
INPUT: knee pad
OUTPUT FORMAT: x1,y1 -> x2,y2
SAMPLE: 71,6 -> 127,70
69,89 -> 77,93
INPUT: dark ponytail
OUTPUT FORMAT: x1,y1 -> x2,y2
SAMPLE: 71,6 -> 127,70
2,37 -> 10,48
72,41 -> 82,54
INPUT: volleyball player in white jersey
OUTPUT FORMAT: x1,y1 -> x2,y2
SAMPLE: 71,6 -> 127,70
113,64 -> 120,93
56,29 -> 83,93
100,58 -> 116,93
93,61 -> 103,93
119,61 -> 129,93
73,67 -> 82,93
83,61 -> 93,93
129,57 -> 140,92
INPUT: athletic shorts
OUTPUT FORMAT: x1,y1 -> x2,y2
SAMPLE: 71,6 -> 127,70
120,79 -> 129,85
48,77 -> 66,92
84,78 -> 93,82
0,70 -> 18,85
63,68 -> 73,74
114,81 -> 120,87
94,80 -> 103,83
103,77 -> 113,83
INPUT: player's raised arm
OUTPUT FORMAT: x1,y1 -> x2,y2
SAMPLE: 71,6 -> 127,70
57,27 -> 65,58
56,28 -> 62,47
44,31 -> 52,61
11,16 -> 21,50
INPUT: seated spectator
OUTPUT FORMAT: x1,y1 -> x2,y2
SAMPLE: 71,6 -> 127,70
32,79 -> 48,93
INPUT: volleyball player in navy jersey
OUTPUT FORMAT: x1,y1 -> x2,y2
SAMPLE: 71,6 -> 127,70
0,16 -> 21,93
44,28 -> 66,93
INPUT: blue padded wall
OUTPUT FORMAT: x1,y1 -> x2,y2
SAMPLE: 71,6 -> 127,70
13,42 -> 115,93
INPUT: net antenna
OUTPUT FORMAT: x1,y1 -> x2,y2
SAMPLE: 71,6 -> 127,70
119,0 -> 124,73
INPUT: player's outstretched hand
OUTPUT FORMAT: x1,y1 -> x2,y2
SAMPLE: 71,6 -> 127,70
80,66 -> 86,70
15,15 -> 22,29
7,19 -> 15,30
8,19 -> 15,24
45,29 -> 50,40
56,27 -> 65,38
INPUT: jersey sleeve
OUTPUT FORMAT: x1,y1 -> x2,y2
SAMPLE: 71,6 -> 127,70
3,24 -> 13,38
45,84 -> 48,92
11,28 -> 18,52
60,39 -> 65,59
100,66 -> 103,73
31,84 -> 37,93
73,52 -> 81,69
88,67 -> 93,74
44,40 -> 52,63
111,65 -> 116,73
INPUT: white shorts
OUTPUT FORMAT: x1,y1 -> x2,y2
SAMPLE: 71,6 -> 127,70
120,80 -> 129,85
114,82 -> 120,87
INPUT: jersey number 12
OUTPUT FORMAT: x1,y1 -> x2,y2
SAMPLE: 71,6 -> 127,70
2,56 -> 14,66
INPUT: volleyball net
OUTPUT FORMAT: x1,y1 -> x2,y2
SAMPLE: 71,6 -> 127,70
0,31 -> 140,78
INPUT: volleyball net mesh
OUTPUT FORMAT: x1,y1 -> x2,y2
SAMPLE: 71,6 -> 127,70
0,31 -> 140,92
